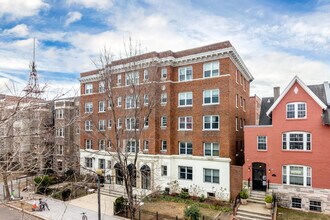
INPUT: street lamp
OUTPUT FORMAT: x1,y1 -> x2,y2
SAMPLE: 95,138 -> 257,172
96,169 -> 103,220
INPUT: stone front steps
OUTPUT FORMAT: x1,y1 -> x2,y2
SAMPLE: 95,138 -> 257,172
236,191 -> 272,220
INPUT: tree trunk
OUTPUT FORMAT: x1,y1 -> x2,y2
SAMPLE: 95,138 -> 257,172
2,172 -> 11,200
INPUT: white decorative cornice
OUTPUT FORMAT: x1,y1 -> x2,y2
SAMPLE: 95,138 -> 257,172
79,46 -> 253,83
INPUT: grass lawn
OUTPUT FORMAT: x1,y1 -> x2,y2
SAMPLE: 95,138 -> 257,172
277,207 -> 330,220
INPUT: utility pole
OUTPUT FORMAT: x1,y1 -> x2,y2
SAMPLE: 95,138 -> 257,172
96,169 -> 103,220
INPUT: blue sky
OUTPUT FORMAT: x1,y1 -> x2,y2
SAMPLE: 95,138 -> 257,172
0,0 -> 329,97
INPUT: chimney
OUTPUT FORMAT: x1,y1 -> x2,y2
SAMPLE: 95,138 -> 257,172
324,81 -> 330,105
274,87 -> 280,101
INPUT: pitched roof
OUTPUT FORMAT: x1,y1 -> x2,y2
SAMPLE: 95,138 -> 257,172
259,97 -> 274,125
266,76 -> 327,116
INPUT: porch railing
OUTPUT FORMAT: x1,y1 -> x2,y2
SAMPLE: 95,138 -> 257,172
232,192 -> 241,216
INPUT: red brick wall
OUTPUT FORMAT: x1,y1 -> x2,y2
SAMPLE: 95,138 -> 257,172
230,165 -> 243,200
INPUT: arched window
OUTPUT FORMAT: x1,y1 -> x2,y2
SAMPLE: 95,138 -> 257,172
141,165 -> 151,190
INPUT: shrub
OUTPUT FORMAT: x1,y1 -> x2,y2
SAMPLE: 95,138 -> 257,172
184,204 -> 201,220
34,176 -> 53,194
265,195 -> 273,203
115,196 -> 126,213
198,194 -> 205,202
239,189 -> 249,199
62,189 -> 71,201
179,191 -> 190,199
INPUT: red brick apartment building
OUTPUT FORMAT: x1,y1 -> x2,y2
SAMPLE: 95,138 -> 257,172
243,76 -> 330,213
79,41 -> 254,200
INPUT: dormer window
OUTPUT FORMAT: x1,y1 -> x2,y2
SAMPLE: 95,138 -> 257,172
286,102 -> 306,119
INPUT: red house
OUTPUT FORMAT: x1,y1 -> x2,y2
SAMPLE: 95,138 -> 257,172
243,76 -> 330,213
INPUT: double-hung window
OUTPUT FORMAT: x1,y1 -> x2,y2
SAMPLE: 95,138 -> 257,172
161,116 -> 167,127
117,74 -> 122,85
203,89 -> 219,105
257,136 -> 267,151
98,120 -> 106,131
117,118 -> 122,128
85,120 -> 92,131
161,165 -> 167,176
161,140 -> 167,151
203,115 -> 219,130
126,140 -> 138,153
56,128 -> 64,137
117,97 -> 122,107
179,142 -> 192,155
144,94 -> 149,105
204,169 -> 219,183
99,101 -> 105,112
85,83 -> 93,94
99,81 -> 105,93
178,66 -> 193,82
56,109 -> 64,119
178,92 -> 192,107
108,120 -> 112,129
126,95 -> 137,109
204,143 -> 219,156
282,132 -> 311,151
99,140 -> 105,150
282,165 -> 311,187
125,72 -> 139,85
85,102 -> 93,113
143,69 -> 149,81
85,158 -> 93,168
161,93 -> 167,104
85,140 -> 92,149
98,159 -> 105,169
126,118 -> 138,130
286,102 -> 307,119
203,61 -> 219,78
143,140 -> 149,151
179,166 -> 192,180
161,68 -> 167,79
310,201 -> 322,212
144,117 -> 149,128
178,116 -> 193,130
57,145 -> 64,155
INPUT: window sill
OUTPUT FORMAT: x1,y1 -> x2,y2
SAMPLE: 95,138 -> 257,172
203,74 -> 220,79
160,150 -> 167,153
178,105 -> 193,108
202,103 -> 219,106
286,118 -> 307,120
257,149 -> 268,152
98,111 -> 106,113
160,126 -> 167,130
178,129 -> 193,131
203,129 -> 220,131
161,103 -> 167,106
282,150 -> 312,152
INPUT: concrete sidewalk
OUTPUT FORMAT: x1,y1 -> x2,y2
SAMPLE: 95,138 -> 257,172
24,193 -> 124,220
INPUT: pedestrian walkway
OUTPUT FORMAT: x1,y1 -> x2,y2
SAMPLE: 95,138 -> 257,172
24,193 -> 124,220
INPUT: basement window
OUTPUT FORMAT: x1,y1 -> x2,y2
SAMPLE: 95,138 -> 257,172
291,197 -> 301,209
310,200 -> 321,212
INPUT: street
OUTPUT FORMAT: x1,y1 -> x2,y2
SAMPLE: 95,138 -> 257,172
0,204 -> 41,220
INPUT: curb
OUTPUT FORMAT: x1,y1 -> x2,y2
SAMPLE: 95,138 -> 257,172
4,202 -> 49,220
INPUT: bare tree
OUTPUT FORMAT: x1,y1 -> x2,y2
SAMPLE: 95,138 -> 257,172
83,39 -> 161,219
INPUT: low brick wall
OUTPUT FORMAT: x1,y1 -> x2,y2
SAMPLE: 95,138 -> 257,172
230,165 -> 242,201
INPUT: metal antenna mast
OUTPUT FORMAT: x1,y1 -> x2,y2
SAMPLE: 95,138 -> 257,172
24,38 -> 43,97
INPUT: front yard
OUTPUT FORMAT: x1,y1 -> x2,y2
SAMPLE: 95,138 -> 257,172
139,194 -> 232,220
277,207 -> 330,220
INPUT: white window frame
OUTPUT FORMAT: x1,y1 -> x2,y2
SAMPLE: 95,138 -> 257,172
85,157 -> 93,168
282,165 -> 312,187
282,132 -> 311,151
144,94 -> 149,106
236,69 -> 239,84
143,69 -> 149,81
108,119 -> 112,129
235,117 -> 238,131
85,102 -> 93,113
117,118 -> 122,129
257,136 -> 267,151
161,93 -> 167,105
203,168 -> 219,183
204,143 -> 220,156
178,166 -> 193,180
203,61 -> 219,78
310,200 -> 322,212
179,142 -> 192,155
117,74 -> 122,85
161,68 -> 167,79
98,120 -> 106,131
85,83 -> 93,94
99,139 -> 105,150
203,89 -> 219,105
203,115 -> 219,130
126,140 -> 138,153
144,117 -> 149,128
56,109 -> 64,119
161,116 -> 167,127
56,128 -> 64,137
117,97 -> 122,107
161,140 -> 167,151
178,116 -> 193,130
99,101 -> 106,112
126,118 -> 138,130
98,159 -> 105,169
236,94 -> 238,108
85,120 -> 92,131
291,197 -> 302,209
286,102 -> 307,119
99,81 -> 105,93
85,140 -> 92,149
126,95 -> 138,109
57,145 -> 64,155
143,140 -> 149,151
178,66 -> 193,82
125,71 -> 139,86
178,92 -> 193,107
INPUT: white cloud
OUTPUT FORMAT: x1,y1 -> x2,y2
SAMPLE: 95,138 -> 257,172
0,0 -> 49,20
3,24 -> 29,37
67,0 -> 113,10
64,11 -> 82,27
